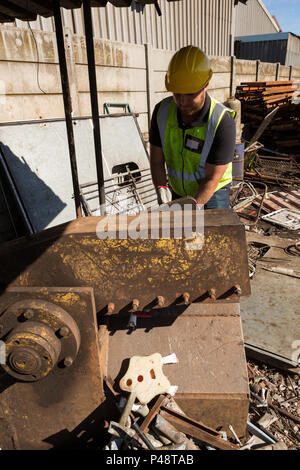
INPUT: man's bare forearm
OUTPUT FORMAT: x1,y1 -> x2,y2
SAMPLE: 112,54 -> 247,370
194,163 -> 229,205
150,144 -> 167,187
194,178 -> 219,205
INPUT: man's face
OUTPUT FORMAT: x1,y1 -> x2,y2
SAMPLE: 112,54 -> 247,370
173,86 -> 208,116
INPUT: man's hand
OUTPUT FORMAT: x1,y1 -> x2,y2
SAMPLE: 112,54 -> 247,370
156,186 -> 172,205
194,163 -> 229,205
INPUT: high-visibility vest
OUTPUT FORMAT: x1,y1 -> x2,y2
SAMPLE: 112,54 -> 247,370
157,95 -> 235,197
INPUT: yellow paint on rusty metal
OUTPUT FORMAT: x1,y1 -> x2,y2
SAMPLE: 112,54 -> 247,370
54,292 -> 80,306
18,271 -> 30,286
44,230 -> 238,295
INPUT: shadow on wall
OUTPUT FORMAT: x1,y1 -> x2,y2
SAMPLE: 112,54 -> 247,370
0,143 -> 67,232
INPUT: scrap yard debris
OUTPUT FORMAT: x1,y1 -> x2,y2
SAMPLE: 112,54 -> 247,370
236,80 -> 300,155
245,155 -> 300,186
103,354 -> 299,451
246,360 -> 300,450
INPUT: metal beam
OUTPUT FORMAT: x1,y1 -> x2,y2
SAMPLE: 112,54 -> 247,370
83,0 -> 106,215
53,0 -> 82,218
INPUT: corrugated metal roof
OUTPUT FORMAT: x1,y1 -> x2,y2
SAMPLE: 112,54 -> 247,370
0,1 -> 183,23
236,33 -> 289,42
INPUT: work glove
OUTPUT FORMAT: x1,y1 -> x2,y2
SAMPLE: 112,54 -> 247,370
156,185 -> 172,205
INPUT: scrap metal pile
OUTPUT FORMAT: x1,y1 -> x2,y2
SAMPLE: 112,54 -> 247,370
236,81 -> 300,155
232,80 -> 300,232
245,155 -> 300,186
231,181 -> 300,234
247,360 -> 300,450
103,354 -> 298,451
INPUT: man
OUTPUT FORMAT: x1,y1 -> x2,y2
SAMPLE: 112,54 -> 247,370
150,45 -> 236,209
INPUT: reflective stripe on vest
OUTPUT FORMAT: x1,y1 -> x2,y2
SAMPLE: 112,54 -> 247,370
195,102 -> 229,180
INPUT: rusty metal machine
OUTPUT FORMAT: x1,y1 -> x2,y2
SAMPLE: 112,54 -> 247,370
0,205 -> 250,449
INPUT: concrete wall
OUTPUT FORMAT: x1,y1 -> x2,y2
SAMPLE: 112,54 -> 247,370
0,25 -> 300,140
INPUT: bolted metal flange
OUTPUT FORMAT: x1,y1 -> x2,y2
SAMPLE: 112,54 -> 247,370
0,299 -> 81,382
2,321 -> 61,382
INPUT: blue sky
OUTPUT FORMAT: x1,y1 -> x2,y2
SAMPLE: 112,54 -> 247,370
262,0 -> 300,35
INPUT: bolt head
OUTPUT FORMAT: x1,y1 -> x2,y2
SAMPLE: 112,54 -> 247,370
59,326 -> 70,337
23,309 -> 34,320
63,356 -> 73,367
107,303 -> 115,314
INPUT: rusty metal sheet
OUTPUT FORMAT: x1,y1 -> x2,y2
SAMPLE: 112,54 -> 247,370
0,210 -> 250,313
241,232 -> 300,369
101,302 -> 249,437
0,287 -> 104,450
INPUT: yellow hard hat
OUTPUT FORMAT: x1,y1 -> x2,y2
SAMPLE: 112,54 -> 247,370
165,45 -> 213,94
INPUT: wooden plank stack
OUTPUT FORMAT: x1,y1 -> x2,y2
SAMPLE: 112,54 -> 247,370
236,81 -> 300,110
236,81 -> 300,155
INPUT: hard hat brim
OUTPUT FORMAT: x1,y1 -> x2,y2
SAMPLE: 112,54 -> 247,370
165,69 -> 213,94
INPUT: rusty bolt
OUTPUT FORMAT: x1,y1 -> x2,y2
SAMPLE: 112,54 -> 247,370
59,326 -> 70,337
183,292 -> 190,305
208,289 -> 216,301
23,309 -> 34,320
157,296 -> 165,307
132,299 -> 139,311
234,285 -> 242,296
107,303 -> 115,315
63,356 -> 73,367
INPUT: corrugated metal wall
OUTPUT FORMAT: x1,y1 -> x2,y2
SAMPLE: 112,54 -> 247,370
235,0 -> 279,36
286,34 -> 300,68
235,38 -> 288,65
235,32 -> 300,68
10,0 -> 234,56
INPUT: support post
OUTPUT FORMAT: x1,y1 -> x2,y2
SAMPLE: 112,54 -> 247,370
230,55 -> 236,97
275,62 -> 280,81
145,43 -> 155,135
53,0 -> 82,218
83,0 -> 106,215
256,60 -> 260,82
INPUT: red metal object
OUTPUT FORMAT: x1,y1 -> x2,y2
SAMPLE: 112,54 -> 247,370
132,312 -> 152,318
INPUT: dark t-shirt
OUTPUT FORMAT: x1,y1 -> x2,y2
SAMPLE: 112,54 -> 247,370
149,94 -> 236,165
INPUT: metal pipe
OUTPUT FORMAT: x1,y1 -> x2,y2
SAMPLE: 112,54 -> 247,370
79,168 -> 151,188
53,0 -> 82,219
82,0 -> 106,216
